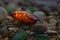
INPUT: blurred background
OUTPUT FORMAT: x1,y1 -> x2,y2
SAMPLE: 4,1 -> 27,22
0,0 -> 60,40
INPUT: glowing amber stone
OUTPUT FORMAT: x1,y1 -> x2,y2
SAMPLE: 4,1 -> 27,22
12,11 -> 38,24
